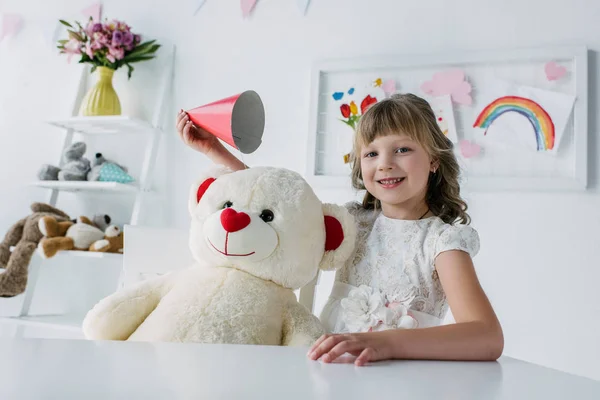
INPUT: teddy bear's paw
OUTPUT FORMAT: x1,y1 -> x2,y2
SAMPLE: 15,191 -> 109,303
104,226 -> 121,238
38,217 -> 51,237
37,242 -> 51,259
90,239 -> 110,252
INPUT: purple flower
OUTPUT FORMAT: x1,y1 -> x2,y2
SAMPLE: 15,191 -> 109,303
134,34 -> 141,44
92,23 -> 102,33
122,31 -> 134,46
112,31 -> 123,46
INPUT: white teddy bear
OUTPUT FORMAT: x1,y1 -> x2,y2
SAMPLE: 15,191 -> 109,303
82,166 -> 356,346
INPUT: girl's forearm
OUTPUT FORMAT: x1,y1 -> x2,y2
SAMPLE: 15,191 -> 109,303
207,143 -> 247,171
386,321 -> 504,361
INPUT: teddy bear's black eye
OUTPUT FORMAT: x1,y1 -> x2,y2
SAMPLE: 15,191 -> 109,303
223,201 -> 233,209
259,210 -> 274,223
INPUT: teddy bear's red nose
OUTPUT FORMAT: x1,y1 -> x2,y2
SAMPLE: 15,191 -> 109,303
221,208 -> 251,233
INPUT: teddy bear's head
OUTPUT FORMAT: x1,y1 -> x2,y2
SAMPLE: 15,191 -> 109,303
188,166 -> 356,289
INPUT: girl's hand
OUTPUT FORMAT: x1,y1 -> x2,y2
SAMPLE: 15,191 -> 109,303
176,109 -> 223,156
307,331 -> 394,366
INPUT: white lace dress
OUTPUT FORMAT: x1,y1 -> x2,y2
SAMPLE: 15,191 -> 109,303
320,202 -> 480,334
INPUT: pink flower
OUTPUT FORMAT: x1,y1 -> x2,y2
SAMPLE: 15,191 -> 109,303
85,42 -> 95,59
93,32 -> 109,45
109,46 -> 125,61
64,38 -> 81,55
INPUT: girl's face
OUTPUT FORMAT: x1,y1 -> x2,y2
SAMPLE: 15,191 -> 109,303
360,134 -> 435,214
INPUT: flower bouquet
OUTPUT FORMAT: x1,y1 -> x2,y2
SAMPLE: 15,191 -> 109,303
57,18 -> 161,115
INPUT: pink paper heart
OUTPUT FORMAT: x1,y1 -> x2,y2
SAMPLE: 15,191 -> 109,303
460,140 -> 481,158
382,79 -> 396,96
544,61 -> 567,81
241,0 -> 258,18
81,2 -> 102,21
0,14 -> 23,41
452,81 -> 473,105
421,69 -> 472,105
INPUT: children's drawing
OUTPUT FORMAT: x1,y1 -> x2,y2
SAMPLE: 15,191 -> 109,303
473,80 -> 576,155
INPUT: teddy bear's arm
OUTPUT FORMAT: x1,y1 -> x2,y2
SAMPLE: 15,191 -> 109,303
82,273 -> 176,341
281,301 -> 325,347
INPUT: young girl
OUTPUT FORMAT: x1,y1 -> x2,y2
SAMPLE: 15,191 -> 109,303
175,93 -> 503,366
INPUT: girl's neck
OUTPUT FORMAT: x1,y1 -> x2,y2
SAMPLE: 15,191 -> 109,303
380,199 -> 430,221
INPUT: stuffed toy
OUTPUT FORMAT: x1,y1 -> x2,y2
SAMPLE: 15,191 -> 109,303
37,142 -> 91,181
82,166 -> 356,346
87,153 -> 134,183
89,225 -> 124,254
0,203 -> 71,297
37,216 -> 116,258
72,214 -> 112,232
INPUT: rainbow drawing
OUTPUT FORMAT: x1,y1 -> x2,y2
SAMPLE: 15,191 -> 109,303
473,96 -> 555,151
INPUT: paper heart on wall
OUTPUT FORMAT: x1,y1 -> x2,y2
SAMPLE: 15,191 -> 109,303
0,14 -> 23,42
459,140 -> 481,158
241,0 -> 258,18
382,79 -> 396,96
544,61 -> 567,81
421,69 -> 472,106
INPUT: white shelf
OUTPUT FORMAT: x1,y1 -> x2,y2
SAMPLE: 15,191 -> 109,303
29,181 -> 138,193
6,247 -> 122,260
47,115 -> 156,135
0,314 -> 83,332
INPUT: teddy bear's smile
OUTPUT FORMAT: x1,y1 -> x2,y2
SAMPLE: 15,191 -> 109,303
207,237 -> 256,257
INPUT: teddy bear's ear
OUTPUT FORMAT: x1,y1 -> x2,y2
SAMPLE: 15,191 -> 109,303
319,203 -> 357,271
188,165 -> 233,216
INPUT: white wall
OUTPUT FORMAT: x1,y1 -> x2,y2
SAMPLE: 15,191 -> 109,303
0,0 -> 598,381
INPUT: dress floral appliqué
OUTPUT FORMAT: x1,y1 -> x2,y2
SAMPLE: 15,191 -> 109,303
340,285 -> 418,333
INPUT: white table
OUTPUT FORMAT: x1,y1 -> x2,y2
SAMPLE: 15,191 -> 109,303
0,338 -> 598,399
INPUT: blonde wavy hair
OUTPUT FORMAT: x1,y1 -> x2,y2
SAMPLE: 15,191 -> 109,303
350,93 -> 470,225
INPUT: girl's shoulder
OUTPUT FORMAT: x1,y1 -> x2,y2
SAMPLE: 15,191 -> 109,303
343,201 -> 378,224
425,217 -> 480,259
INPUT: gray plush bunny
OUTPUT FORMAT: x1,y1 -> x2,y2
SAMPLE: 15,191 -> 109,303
37,142 -> 91,181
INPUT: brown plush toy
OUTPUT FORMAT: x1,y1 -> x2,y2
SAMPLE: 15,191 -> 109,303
37,216 -> 107,259
0,203 -> 71,297
89,225 -> 124,254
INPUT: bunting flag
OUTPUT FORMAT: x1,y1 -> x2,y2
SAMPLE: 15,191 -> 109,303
194,0 -> 312,17
81,2 -> 103,22
0,14 -> 23,42
241,0 -> 258,18
297,0 -> 311,15
193,0 -> 207,15
39,19 -> 61,46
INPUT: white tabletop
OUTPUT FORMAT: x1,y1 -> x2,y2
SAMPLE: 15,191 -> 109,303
0,338 -> 598,399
